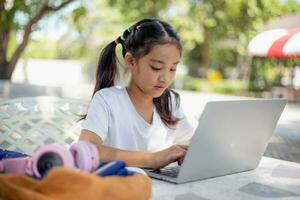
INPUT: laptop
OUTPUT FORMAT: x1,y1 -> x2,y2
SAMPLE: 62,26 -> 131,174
145,99 -> 287,184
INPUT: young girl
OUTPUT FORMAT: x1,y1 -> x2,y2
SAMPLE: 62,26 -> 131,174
80,18 -> 198,169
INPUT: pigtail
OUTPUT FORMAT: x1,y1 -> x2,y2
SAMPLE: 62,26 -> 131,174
154,89 -> 181,129
80,40 -> 119,120
92,41 -> 118,96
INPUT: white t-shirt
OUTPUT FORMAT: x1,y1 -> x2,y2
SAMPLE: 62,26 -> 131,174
82,86 -> 198,152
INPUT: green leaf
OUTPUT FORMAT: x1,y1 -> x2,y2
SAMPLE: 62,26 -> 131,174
72,6 -> 87,23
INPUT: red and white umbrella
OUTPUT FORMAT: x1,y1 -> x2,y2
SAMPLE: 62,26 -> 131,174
248,28 -> 300,59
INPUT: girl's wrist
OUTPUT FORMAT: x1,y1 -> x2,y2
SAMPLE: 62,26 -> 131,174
144,152 -> 156,169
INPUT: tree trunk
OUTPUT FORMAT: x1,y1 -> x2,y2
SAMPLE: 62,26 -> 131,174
0,28 -> 13,80
0,61 -> 13,80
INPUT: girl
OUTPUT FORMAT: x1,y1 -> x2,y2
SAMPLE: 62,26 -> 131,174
80,19 -> 198,169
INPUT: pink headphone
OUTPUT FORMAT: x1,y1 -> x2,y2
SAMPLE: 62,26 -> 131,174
0,141 -> 99,178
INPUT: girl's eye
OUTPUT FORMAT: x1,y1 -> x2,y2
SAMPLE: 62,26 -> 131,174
151,66 -> 161,71
171,68 -> 177,72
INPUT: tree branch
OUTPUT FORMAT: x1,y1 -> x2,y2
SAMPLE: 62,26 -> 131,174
46,0 -> 74,12
7,0 -> 75,77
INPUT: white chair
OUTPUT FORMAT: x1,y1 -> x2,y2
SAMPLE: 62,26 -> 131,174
0,96 -> 88,155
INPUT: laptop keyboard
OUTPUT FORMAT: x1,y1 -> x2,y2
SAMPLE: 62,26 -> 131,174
151,166 -> 180,178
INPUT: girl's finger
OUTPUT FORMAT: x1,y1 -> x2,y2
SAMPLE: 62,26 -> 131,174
177,155 -> 185,165
175,144 -> 188,151
171,151 -> 184,161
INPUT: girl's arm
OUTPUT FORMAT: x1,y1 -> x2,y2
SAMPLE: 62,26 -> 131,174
79,130 -> 187,169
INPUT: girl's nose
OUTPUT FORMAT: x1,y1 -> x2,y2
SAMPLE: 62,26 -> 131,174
158,72 -> 168,83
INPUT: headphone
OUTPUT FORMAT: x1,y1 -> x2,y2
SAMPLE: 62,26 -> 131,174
0,141 -> 99,178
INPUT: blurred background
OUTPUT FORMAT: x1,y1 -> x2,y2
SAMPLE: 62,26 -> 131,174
0,0 -> 300,162
1,0 -> 300,100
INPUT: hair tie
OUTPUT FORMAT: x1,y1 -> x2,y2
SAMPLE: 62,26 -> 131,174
135,25 -> 141,31
115,36 -> 123,45
118,27 -> 133,44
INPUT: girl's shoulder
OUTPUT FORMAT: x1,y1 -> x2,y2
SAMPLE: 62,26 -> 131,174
94,86 -> 126,103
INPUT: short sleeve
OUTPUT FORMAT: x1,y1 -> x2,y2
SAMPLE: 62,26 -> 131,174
173,105 -> 198,144
81,93 -> 110,141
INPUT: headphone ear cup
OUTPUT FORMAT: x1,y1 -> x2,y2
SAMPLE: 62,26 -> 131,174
70,142 -> 91,171
89,142 -> 100,170
31,144 -> 75,178
70,141 -> 99,172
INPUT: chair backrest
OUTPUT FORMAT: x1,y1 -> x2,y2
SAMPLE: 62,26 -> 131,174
0,96 -> 88,155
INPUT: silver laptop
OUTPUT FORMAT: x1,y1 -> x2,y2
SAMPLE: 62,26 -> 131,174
145,99 -> 287,184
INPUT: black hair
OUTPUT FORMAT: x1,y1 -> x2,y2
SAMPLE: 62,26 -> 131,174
90,18 -> 182,128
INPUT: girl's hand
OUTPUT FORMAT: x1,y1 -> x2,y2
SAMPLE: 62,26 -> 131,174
150,145 -> 188,169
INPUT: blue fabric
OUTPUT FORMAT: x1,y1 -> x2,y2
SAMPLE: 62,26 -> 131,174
0,149 -> 29,160
94,161 -> 135,177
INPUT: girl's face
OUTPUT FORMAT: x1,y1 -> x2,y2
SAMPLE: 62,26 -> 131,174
126,44 -> 181,98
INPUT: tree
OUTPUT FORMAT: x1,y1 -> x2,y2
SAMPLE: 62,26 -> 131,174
0,0 -> 80,80
107,0 -> 170,21
184,0 -> 285,77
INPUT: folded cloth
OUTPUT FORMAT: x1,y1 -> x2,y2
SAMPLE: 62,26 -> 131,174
0,167 -> 152,200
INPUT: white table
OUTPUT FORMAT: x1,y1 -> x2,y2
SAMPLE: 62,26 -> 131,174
151,157 -> 300,200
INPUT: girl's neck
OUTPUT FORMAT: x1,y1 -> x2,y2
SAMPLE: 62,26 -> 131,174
126,83 -> 154,109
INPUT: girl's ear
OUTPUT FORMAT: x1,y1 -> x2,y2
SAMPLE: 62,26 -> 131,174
124,52 -> 136,70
